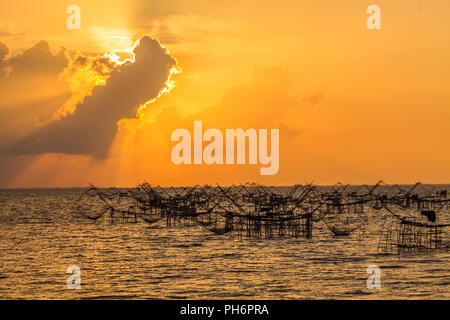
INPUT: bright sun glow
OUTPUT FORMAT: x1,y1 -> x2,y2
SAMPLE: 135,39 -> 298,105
103,38 -> 139,66
103,38 -> 182,122
136,65 -> 182,120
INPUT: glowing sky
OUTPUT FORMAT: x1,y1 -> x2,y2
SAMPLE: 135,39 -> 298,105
0,0 -> 449,187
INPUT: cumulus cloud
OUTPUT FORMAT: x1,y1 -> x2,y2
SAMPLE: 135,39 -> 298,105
0,40 -> 123,149
2,36 -> 177,158
7,41 -> 67,78
0,41 -> 58,85
0,41 -> 71,149
52,53 -> 117,120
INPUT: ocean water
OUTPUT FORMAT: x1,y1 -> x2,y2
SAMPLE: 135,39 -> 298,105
0,188 -> 448,300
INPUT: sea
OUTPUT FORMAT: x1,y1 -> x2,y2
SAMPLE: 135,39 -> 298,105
0,188 -> 448,299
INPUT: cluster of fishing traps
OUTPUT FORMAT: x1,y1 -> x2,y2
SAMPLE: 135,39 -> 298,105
75,182 -> 450,254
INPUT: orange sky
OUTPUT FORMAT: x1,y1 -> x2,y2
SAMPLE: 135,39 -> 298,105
0,0 -> 449,188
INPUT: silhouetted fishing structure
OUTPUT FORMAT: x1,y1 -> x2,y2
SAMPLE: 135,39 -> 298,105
374,183 -> 450,253
74,182 -> 450,254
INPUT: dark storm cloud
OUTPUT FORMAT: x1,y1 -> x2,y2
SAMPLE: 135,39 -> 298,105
2,36 -> 177,158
